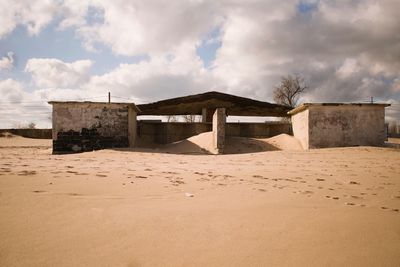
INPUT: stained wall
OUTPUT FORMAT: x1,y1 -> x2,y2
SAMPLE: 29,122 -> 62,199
51,102 -> 137,153
291,105 -> 387,149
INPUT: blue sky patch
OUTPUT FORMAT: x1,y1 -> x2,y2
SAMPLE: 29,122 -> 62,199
297,1 -> 319,13
196,27 -> 222,69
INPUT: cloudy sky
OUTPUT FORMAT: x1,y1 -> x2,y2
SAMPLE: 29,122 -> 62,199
0,0 -> 399,127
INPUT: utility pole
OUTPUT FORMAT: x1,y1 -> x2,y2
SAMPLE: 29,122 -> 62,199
108,92 -> 111,103
370,96 -> 374,103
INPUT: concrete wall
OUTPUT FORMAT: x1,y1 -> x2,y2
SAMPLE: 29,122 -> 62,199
292,105 -> 387,149
291,109 -> 309,149
226,122 -> 292,138
137,122 -> 211,145
212,108 -> 226,153
136,121 -> 292,145
51,103 -> 137,153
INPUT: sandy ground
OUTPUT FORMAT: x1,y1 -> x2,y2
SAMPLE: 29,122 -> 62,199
1,134 -> 400,266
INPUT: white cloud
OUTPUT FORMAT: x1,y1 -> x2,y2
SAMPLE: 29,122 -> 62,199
336,58 -> 360,79
0,0 -> 58,38
0,0 -> 399,125
0,52 -> 14,71
84,45 -> 221,102
0,78 -> 24,102
61,0 -> 222,55
0,79 -> 52,128
25,58 -> 93,88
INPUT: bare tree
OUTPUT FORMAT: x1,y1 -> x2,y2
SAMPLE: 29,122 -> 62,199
182,115 -> 197,123
273,74 -> 308,108
166,115 -> 178,122
28,122 -> 36,129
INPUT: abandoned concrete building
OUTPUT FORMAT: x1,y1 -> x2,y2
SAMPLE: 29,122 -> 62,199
288,103 -> 390,149
49,91 -> 291,153
49,102 -> 139,153
49,92 -> 390,153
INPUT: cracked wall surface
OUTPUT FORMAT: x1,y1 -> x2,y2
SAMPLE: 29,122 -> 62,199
292,105 -> 386,149
51,103 -> 136,153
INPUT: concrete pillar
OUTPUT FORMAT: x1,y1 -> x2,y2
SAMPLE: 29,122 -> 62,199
128,106 -> 137,148
202,108 -> 214,123
212,108 -> 226,154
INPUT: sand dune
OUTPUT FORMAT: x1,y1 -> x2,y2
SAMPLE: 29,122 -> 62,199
0,132 -> 51,148
162,132 -> 303,154
1,134 -> 399,266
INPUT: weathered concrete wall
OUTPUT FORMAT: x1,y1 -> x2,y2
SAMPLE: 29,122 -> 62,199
51,103 -> 136,153
136,121 -> 292,145
291,105 -> 387,149
137,122 -> 211,145
291,109 -> 309,149
212,108 -> 226,153
226,122 -> 292,138
0,129 -> 52,139
308,106 -> 386,148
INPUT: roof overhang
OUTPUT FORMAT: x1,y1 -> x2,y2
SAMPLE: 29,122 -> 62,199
137,91 -> 291,117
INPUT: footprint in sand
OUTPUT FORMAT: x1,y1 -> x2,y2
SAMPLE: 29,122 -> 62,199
258,188 -> 267,192
345,202 -> 355,206
135,175 -> 147,179
170,179 -> 185,186
298,190 -> 313,195
96,174 -> 108,177
18,170 -> 37,176
67,193 -> 82,196
32,190 -> 46,193
349,181 -> 360,185
316,178 -> 325,181
332,197 -> 340,200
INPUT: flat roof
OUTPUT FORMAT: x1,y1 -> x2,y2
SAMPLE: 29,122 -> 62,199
48,101 -> 141,112
137,91 -> 291,117
288,103 -> 391,115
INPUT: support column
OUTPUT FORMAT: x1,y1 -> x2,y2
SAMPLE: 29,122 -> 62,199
202,108 -> 214,123
128,106 -> 137,148
212,108 -> 226,154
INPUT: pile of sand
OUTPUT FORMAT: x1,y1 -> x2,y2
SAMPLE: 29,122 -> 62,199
264,133 -> 303,150
162,132 -> 303,154
162,132 -> 215,154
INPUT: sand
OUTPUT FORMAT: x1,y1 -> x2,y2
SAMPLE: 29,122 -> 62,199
1,135 -> 400,266
0,132 -> 51,148
162,132 -> 303,154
